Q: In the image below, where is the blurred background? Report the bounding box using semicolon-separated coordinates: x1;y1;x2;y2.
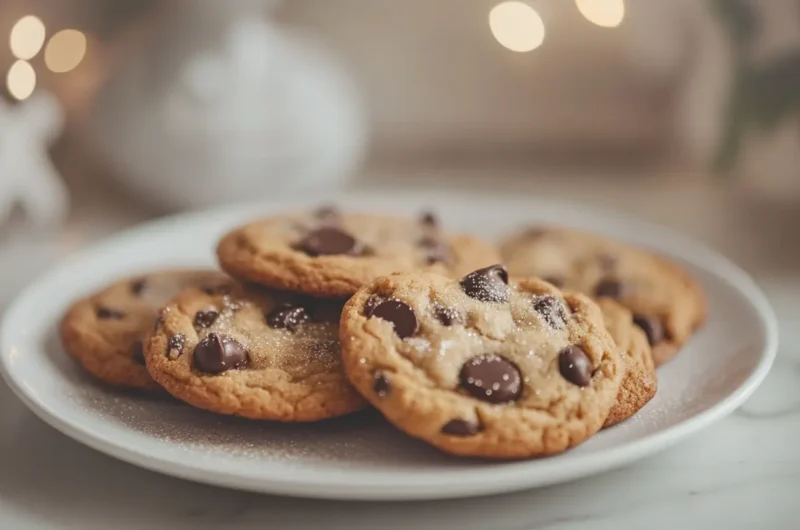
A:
0;0;799;303
2;4;799;526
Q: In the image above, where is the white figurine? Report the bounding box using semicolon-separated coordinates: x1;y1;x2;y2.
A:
0;92;68;228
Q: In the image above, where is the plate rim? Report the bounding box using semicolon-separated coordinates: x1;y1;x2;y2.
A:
0;191;779;500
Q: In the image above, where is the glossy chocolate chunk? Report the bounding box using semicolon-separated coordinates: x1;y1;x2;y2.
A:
441;418;481;436
533;295;567;329
370;300;418;339
131;279;146;296
201;284;231;296
131;340;145;365
460;265;510;303
167;334;185;360
558;345;593;387
633;314;664;345
373;370;390;397
194;310;219;329
594;278;625;299
418;236;439;248
193;333;248;374
459;353;522;403
363;294;385;317
523;227;548;239
266;304;311;332
421;239;452;265
420;211;438;227
433;304;462;326
96;307;124;320
297;227;361;257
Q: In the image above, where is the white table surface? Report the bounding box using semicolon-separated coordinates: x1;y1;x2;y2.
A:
1;168;798;529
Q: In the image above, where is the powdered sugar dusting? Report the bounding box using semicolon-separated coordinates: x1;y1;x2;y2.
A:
68;378;456;466
193;290;342;373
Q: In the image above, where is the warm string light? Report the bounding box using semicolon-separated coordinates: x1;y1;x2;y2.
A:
45;29;87;73
9;15;45;60
489;1;545;53
575;0;625;28
5;15;89;101
7;60;36;100
488;0;625;55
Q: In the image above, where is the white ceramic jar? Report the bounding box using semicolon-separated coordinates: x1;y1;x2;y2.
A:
87;0;367;211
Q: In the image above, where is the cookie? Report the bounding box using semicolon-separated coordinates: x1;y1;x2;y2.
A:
598;299;657;427
216;207;501;298
144;281;366;421
60;270;228;390
339;265;625;459
500;226;706;365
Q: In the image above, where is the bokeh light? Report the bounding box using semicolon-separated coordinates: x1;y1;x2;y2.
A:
6;60;36;100
575;0;625;28
489;1;545;53
9;15;46;60
44;29;87;73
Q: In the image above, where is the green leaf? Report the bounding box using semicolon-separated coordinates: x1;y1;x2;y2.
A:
710;0;759;53
745;49;800;130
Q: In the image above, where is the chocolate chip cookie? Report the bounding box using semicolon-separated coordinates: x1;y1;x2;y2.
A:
144;281;366;421
216;207;501;298
598;299;657;427
60;270;228;390
500;226;706;365
339;265;625;459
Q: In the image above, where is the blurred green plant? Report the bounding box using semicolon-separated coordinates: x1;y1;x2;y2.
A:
712;0;800;173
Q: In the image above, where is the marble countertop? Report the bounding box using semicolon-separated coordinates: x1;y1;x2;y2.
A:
1;169;798;529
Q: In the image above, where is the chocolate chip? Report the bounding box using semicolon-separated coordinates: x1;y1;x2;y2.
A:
523;227;548;239
297;227;362;257
201;284;231;296
533;295;567;329
194;310;219;328
418;236;438;248
364;294;385;317
266;304;310;332
459;354;522;403
420;211;438;227
633;314;664;345
373;370;390;397
594;279;625;299
97;307;124;320
131;340;145;365
315;205;340;226
193;333;248;374
441;418;481;436
421;239;452;266
433;304;461;326
167;334;185;360
460;265;510;303
543;276;564;289
558;345;593;387
370;300;418;339
131;279;146;296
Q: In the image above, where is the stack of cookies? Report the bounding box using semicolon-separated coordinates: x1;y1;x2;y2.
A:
60;207;706;459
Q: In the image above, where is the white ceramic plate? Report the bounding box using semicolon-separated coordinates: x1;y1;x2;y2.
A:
0;191;777;501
